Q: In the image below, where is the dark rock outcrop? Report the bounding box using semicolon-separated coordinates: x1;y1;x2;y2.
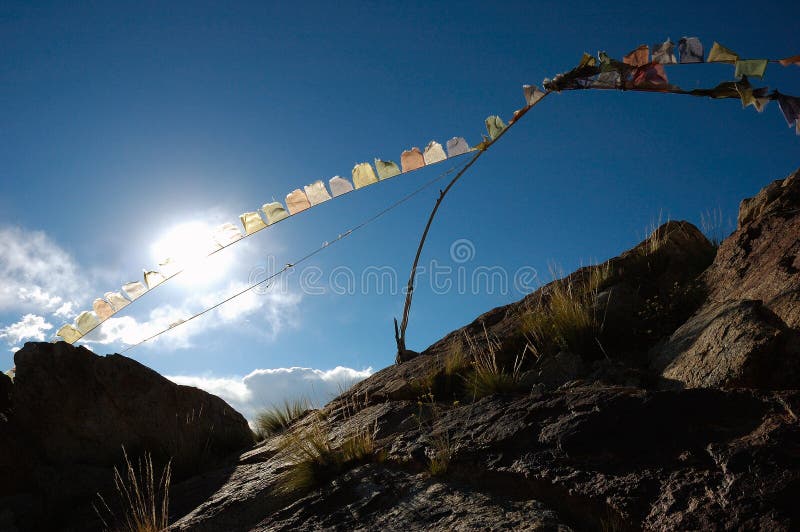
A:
651;169;800;388
1;341;253;531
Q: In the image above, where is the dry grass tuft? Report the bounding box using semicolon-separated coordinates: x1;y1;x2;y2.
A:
522;263;607;360
254;399;309;440
465;327;526;399
95;447;172;532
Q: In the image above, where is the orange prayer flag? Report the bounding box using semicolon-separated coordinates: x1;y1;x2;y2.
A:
623;45;649;67
779;55;800;67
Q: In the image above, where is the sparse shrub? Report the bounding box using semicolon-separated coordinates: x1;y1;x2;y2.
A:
427;430;452;476
254;399;309;440
95;447;172;532
275;412;376;496
522;266;606;360
466;328;527;399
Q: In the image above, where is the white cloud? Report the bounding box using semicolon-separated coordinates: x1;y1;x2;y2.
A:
9;347;20;353
0;314;53;344
83;282;301;350
53;302;75;318
167;365;373;423
0;226;87;313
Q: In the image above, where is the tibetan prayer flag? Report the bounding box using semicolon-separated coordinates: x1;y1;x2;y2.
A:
523;85;546;106
57;324;82;343
485;116;506;140
577;52;597;68
707;42;738;63
105;291;130;311
623;45;649;67
652;39;677;64
286;189;311;213
401;148;425;172
93;298;114;320
423;141;447;165
352;163;378;189
678;37;703;63
240;211;267;235
779;55;800;67
374;159;401;180
261;201;289;225
735;82;768;111
122;281;147;300
593;71;621;88
631;63;668;88
777;93;800;128
446;137;470;157
75;311;99;334
158;257;181;277
262;202;289;224
213;223;243;246
144;270;166;289
304;181;332;205
328;176;353;197
734;59;768;79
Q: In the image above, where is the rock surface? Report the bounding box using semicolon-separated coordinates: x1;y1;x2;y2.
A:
1;341;253;531
652;168;800;388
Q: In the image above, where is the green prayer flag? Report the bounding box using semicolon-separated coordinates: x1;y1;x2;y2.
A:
734;59;768;79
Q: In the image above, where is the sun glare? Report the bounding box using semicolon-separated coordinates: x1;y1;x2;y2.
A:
151;222;233;285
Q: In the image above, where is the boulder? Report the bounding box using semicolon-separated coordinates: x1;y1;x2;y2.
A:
705;168;800;328
12;341;253;475
650;168;800;388
651;300;799;389
2;341;254;531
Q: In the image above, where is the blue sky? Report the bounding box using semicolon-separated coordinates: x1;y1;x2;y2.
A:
2;1;798;415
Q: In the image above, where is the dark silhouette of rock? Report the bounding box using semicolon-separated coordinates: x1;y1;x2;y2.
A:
13;341;252;472
2;341;253;531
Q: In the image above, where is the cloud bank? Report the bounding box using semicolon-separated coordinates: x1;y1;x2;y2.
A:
167;365;373;423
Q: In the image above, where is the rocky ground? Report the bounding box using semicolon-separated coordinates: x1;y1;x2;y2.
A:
1;168;799;531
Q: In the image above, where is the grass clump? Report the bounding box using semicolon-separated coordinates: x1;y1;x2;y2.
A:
276;412;376;496
254;399;309;440
95;447;172;532
523;265;606;360
465;327;527;400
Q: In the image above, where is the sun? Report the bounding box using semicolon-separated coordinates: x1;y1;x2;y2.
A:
150;221;233;286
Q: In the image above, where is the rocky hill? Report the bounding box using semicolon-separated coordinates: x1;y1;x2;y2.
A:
2;168;799;531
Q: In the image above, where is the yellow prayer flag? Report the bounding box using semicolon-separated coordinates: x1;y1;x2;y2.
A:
240;211;267;235
56;324;82;343
352;163;378;189
707;42;738;63
262;202;289;225
75;311;99;334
